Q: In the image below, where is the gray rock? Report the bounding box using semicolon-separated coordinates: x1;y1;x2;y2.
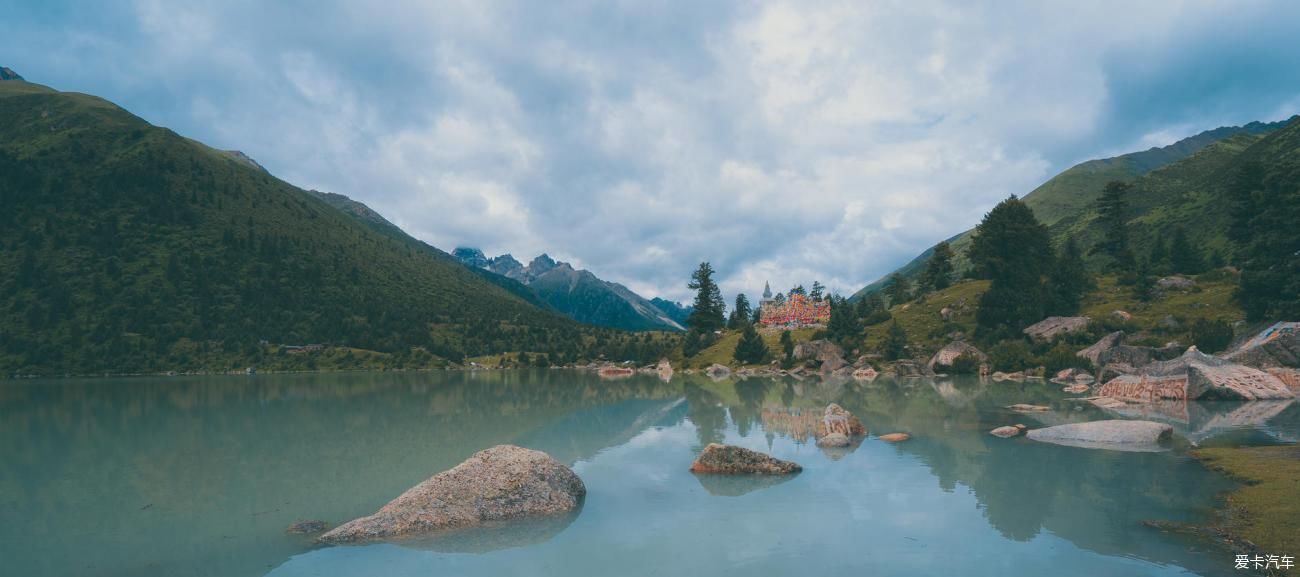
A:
815;403;865;441
816;432;850;447
1026;420;1174;451
990;424;1027;438
318;445;585;544
1078;331;1125;367
689;444;801;475
891;359;935;378
705;363;731;379
927;341;987;371
1156;276;1196;292
1023;316;1091;341
1224;322;1300;368
1097;347;1294;401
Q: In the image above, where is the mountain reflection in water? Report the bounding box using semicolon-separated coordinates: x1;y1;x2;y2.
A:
2;370;1296;577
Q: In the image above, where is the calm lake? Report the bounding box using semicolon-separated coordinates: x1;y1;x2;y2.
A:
3;370;1297;577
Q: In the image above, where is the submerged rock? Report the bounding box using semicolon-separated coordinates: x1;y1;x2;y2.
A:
689;443;801;475
1006;404;1050;412
878;432;910;443
990;424;1027;438
1061;383;1091;394
286;520;330;535
1026;420;1173;451
318;445;585;544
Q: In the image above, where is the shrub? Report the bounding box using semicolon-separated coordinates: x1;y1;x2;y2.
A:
988;339;1034;371
1189;319;1234;354
949;352;982;375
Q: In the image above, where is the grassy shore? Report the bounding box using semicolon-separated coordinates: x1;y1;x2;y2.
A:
1192;445;1300;562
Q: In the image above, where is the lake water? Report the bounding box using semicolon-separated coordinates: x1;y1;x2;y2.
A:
3;370;1297;577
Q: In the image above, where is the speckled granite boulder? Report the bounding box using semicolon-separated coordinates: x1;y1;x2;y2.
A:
318;445;585;544
689;444;801;475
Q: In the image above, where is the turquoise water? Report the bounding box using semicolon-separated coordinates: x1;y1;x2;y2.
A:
2;370;1296;577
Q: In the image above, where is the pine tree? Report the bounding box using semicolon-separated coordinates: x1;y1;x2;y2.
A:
732;324;771;365
682;329;703;358
884;274;912;306
1168;227;1204;275
968;196;1053;338
1147;233;1170;276
810;281;825;301
882;321;908;361
919;241;955;292
686;262;726;333
1045;237;1090;316
1090;181;1135;271
826;295;860;349
788;285;806;298
728;293;752;329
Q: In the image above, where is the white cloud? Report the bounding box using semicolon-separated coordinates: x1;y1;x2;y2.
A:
9;0;1298;305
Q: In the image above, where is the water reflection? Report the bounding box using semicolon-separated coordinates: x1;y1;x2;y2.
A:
1;370;1295;577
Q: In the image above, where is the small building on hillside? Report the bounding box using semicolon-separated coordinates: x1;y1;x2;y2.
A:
758;292;829;328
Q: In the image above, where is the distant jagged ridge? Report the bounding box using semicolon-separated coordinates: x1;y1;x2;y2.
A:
455;248;686;332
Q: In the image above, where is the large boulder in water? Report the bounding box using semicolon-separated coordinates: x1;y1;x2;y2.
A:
1224;322;1300;368
1078;331;1124;367
1027;420;1173;451
1023;316;1090;341
689;444;801;475
927;341;987;371
1096;347;1295;401
318;445;585;544
813;403;865;447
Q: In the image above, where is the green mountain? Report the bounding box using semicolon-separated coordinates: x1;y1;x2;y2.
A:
0;74;635;375
454;249;686;331
853;118;1294;298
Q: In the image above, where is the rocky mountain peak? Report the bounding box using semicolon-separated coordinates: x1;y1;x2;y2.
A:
0;67;24;81
527;254;559;276
452;247;489;269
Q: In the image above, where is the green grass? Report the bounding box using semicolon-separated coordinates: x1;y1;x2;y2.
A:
675;327;818;369
1192;445;1300;557
863;279;989;353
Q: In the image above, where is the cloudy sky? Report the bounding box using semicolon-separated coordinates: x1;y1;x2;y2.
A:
6;1;1300;303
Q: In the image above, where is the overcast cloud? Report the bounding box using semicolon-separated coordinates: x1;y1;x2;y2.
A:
6;0;1300;303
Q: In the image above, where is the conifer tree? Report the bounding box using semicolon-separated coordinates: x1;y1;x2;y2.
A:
919;241;955;292
882;321;908;361
884;274;912;306
732;324;770;365
1168;227;1204;275
1090;181;1135;271
968;196;1053;338
728;293;752;330
810;281;825;301
1045;237;1090;316
686;262;726;333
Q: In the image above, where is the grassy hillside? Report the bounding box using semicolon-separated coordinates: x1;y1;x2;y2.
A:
853;118;1293;299
858;273;1243;367
675;327;818;370
0;80;639;375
